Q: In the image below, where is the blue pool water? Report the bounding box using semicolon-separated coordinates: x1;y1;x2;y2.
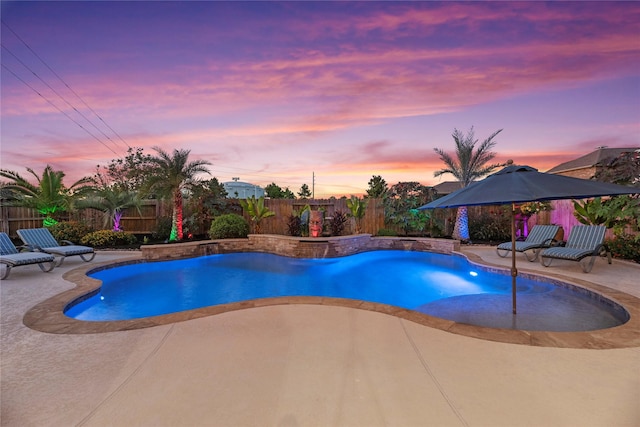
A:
66;251;628;332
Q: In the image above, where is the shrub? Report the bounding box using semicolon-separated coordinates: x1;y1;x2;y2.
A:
152;217;172;241
468;208;511;243
377;228;398;236
606;234;640;263
49;221;92;244
81;230;137;248
329;210;348;236
287;214;302;237
209;214;249;239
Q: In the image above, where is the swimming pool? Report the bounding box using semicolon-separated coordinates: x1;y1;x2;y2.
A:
66;250;628;332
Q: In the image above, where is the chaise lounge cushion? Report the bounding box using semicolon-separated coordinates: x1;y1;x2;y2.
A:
0;232;55;279
538;246;596;261
1;251;56;266
496;224;561;261
497;224;560;252
17;228;95;266
540;225;609;273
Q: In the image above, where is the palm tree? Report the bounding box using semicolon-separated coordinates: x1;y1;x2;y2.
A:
433;127;503;241
143;147;211;241
0;165;94;226
239;196;275;234
77;185;141;231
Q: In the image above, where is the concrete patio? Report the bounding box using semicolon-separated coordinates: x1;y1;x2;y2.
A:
1;247;639;426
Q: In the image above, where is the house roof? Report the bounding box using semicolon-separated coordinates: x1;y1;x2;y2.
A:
432;181;464;195
546;147;640;174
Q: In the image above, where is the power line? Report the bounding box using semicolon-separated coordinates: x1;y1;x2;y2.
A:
1;19;131;151
1;63;119;155
1;43;124;153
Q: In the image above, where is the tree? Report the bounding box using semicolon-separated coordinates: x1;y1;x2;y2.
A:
283;187;295;199
384;182;435;235
77;173;141;231
298;183;312;199
346;196;367;234
239;195;275;233
142;147;211;241
264;182;295;199
99;147;154;192
595;150;640;187
184;178;230;236
433;127;503;241
366;175;388;198
0;165;94;226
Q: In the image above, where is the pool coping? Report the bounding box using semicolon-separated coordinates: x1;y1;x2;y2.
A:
23;250;640;349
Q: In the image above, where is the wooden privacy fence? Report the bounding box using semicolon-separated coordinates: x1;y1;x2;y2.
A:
4;197;628;240
0;198;385;238
0;201;171;238
252;198;385;235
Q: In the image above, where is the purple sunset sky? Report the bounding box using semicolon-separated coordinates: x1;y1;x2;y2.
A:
1;1;639;197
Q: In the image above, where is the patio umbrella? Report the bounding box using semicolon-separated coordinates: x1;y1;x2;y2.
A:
419;164;639;314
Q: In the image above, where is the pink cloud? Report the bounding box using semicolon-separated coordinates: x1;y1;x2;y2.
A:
2;2;638;197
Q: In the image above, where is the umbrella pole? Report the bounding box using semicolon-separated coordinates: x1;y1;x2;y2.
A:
511;203;517;314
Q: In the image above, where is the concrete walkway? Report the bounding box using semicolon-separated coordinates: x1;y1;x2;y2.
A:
1;248;639;426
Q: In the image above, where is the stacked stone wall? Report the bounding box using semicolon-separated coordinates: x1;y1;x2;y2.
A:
140;234;460;261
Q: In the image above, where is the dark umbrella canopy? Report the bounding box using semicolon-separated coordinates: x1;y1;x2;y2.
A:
421;165;638;208
419;164;638;314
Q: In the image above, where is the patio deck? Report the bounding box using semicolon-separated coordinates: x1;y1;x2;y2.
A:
1;247;638;426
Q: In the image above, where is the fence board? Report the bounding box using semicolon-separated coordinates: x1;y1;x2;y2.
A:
0;200;168;238
239;198;385;236
5;197;631;240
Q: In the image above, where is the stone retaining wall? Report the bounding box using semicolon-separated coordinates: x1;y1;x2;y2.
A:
140;234;460;261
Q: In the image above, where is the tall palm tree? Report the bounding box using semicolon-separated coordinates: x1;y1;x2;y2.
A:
0;165;94;226
142;147;211;241
433;127;503;241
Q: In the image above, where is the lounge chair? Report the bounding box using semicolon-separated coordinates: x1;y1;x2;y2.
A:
496;224;561;262
0;232;55;279
539;225;610;273
17;228;96;267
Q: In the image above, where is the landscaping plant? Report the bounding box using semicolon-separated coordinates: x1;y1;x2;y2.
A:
573;195;639;235
329;210;348;236
574;195;640;263
81;230;137;248
239;196;275;234
0;165;94;227
383;182;434;235
287;214;303;237
468;207;511;243
346;196;367;234
209;214;250;239
606;234;640;263
49;221;93;244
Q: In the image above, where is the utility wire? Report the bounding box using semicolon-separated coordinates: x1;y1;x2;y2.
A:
1;19;131;150
1;43;124;153
2;63;119;156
